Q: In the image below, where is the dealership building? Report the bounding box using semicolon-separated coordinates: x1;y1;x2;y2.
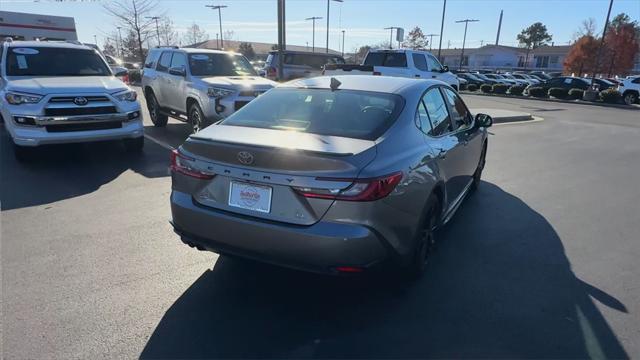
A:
0;11;77;41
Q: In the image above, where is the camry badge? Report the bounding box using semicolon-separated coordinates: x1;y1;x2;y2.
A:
237;151;254;165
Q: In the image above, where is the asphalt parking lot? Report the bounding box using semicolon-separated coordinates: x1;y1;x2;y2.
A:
2;94;639;358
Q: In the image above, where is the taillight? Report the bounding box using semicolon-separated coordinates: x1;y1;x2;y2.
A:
170;149;215;180
294;172;403;202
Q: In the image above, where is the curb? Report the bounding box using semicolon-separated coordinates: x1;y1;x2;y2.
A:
492;114;533;123
460;91;640;110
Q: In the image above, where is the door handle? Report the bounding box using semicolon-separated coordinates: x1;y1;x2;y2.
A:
415;74;421;78
432;75;437;78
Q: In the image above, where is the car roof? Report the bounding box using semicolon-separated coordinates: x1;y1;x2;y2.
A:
4;40;93;50
150;47;242;56
280;75;444;94
268;50;343;57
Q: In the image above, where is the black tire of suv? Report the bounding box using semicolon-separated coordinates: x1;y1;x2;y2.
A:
124;137;144;153
13;143;35;162
147;93;168;127
470;142;488;192
405;197;439;279
188;103;206;134
623;92;638;105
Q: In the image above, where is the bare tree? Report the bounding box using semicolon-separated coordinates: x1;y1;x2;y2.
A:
183;23;208;46
103;0;160;63
159;17;179;46
573;18;597;40
223;30;235;42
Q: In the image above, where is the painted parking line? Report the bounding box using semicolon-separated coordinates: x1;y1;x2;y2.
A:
144;133;175;151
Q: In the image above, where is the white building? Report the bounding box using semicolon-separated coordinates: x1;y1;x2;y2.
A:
0;11;77;41
438;44;569;71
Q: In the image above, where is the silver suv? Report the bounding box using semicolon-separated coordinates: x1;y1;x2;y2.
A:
0;40;143;161
142;47;277;133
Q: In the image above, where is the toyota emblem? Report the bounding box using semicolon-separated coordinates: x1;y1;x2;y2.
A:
237;151;254;165
73;96;88;106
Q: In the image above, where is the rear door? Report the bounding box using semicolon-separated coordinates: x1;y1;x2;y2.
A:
411;52;431;79
154;51;173;105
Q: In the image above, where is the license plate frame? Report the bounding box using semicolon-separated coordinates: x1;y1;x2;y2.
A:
228;181;272;213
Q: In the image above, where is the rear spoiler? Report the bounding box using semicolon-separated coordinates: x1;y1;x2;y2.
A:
324;64;374;72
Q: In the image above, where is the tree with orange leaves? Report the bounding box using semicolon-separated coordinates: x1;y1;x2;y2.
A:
563;36;600;76
603;19;639;76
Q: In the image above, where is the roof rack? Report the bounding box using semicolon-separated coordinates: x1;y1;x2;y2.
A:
154;45;179;49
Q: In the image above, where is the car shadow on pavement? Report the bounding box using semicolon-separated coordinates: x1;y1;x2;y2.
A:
0;127;170;211
140;182;628;359
143;123;193;149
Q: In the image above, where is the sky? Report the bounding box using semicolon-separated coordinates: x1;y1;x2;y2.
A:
1;0;639;52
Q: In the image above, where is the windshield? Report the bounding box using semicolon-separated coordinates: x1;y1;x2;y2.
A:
6;47;111;76
189;53;257;77
221;88;403;140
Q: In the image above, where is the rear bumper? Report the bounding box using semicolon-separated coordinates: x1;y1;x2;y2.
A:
170;190;388;274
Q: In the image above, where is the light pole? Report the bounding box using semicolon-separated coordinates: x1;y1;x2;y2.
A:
325;0;343;53
426;33;439;51
437;0;446;60
93;34;97;45
117;26;123;59
384;27;400;49
305;16;322;53
206;4;228;49
146;16;161;46
590;0;614;87
455;18;479;70
341;30;345;57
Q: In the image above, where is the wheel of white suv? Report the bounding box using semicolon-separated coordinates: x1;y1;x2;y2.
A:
147;93;168;127
124;137;144;153
188;103;206;134
623;92;638;105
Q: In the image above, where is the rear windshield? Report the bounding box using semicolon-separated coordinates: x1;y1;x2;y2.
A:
6;47;111;76
364;52;407;67
221;88;403;140
189;53;256;77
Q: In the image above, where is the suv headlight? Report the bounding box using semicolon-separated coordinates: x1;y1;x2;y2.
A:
5;91;43;105
114;89;138;102
207;87;234;98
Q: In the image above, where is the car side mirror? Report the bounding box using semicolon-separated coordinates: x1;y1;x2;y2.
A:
169;66;186;77
441;65;449;73
114;69;128;77
475;113;493;128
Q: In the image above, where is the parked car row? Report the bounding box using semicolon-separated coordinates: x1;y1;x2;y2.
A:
1;39;493;277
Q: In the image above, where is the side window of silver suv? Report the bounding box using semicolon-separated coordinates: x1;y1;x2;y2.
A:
156;51;172;72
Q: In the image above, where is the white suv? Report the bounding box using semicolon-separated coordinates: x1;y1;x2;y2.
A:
618;76;640;105
141;47;277;133
0;40;143;161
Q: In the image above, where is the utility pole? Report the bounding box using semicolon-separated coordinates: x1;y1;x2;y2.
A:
384;27;401;49
277;0;286;80
426;33;439;51
341;30;345;57
306;16;322;53
455;19;479;70
590;0;614;87
146;16;161;46
215;33;219;49
326;0;344;53
206;4;228;49
437;0;446;60
117;26;123;59
495;10;503;45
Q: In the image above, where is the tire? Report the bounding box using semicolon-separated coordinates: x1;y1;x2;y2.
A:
470;142;487;192
147;93;168;127
13;143;35;162
123;137;144;153
188;102;206;134
405;197;439;279
623;92;638;105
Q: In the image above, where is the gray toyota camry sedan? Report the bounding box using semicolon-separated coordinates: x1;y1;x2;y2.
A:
170;75;492;276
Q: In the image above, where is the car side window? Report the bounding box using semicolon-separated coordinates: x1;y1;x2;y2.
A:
426;54;443;72
144;51;160;69
632;78;640;84
412;54;428;71
442;88;472;130
415;100;431;133
156;51;172;72
170;52;187;70
422;88;452;136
